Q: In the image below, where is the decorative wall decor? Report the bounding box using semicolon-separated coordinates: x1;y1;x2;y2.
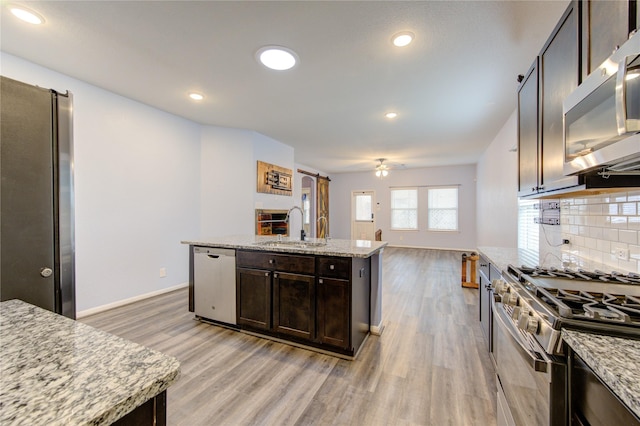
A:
257;161;292;196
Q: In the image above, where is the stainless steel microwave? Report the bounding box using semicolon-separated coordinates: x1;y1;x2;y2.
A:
563;30;640;175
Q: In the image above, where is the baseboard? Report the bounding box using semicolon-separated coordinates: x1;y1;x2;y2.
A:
370;321;385;336
76;282;188;318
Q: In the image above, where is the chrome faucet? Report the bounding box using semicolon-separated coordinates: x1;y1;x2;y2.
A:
285;206;306;241
317;216;329;243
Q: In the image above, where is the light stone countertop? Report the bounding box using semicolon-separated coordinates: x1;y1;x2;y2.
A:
562;329;640;419
477;246;539;276
182;235;387;258
0;299;180;426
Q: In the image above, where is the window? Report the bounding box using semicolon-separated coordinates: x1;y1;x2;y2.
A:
390;188;418;229
355;193;372;221
427;187;458;231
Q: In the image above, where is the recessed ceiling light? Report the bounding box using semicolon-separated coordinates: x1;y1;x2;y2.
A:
385;112;398;119
9;5;45;25
256;46;298;71
189;93;204;101
392;31;414;47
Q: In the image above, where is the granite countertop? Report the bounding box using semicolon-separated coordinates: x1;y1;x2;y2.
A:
476;246;539;276
182;235;387;258
562;329;640;419
0;300;180;426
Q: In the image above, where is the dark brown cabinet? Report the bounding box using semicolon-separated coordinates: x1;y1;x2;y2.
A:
273;272;315;340
317;277;350;349
316;256;352;349
234;249;370;356
539;2;580;192
236;267;272;330
518;1;581;197
518;59;540;197
581;0;638;80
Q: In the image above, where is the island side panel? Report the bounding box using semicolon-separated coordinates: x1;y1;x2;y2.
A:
370;249;384;334
351;256;371;354
188;245;194;312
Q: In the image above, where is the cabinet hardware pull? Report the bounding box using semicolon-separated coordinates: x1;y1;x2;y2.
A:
330;265;335;270
319;279;323;283
269;259;274;264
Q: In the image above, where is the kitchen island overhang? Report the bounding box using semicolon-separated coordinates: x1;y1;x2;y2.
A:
0;299;180;426
181;235;386;358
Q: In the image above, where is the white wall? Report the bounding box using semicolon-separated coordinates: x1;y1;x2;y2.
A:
199;126;254;237
476;109;519;247
198;128;297;237
2;53;201;313
330;164;477;250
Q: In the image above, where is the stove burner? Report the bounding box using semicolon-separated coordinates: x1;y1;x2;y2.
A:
536;287;640;324
514;265;640;284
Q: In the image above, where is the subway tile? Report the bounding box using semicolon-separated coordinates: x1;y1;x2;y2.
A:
596;239;610;253
585;237;597;249
589;227;603;239
590;249;605;265
579;226;588;236
614;194;628;202
611;216;628;228
617;259;638;274
629;217;640;230
622;202;637;215
588;204;603;215
607;204;619;215
596;216;609;227
619;229;639;245
604;228;619;242
630;245;640;261
627;190;640;201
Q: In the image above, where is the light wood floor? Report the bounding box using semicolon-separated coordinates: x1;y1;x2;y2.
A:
81;247;497;426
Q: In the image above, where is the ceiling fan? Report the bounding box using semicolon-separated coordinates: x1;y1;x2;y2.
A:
375;158;390;178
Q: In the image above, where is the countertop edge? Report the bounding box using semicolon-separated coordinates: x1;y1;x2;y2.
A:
181;237;387;258
562;329;640;420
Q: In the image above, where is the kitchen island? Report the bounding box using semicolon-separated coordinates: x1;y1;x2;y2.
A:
182;235;387;358
0;299;180;426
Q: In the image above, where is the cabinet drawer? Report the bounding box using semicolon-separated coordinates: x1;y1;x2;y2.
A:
317;256;351;279
237;250;315;275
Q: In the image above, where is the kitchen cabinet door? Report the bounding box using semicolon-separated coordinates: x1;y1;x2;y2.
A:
582;0;635;80
317;277;350;349
539;1;580;192
273;272;315;341
236;267;272;331
517;59;540;197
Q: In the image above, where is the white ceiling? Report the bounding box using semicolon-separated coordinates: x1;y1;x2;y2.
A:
1;0;568;174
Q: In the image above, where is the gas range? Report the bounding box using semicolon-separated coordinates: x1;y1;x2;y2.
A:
496;265;640;354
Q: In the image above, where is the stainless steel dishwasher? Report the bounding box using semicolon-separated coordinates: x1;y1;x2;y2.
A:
193;247;237;325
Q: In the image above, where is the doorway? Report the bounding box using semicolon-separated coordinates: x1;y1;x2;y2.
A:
301;176;315;237
351;190;375;240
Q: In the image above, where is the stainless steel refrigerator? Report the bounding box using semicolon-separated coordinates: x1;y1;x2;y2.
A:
1;76;76;319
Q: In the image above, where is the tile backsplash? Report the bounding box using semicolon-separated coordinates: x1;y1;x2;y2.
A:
519;190;640;273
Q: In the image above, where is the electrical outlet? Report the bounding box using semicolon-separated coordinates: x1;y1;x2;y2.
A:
159;267;167;278
615;248;630;261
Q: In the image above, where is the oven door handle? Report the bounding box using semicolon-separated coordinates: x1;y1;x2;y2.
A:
493;299;550;373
